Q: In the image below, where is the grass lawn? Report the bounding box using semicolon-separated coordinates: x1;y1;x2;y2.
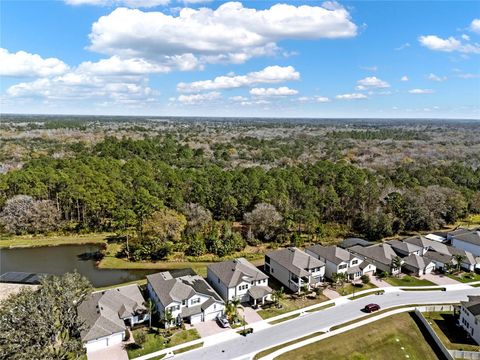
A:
0;232;110;248
334;282;377;296
385;275;436;287
446;271;480;283
276;313;438;360
268;313;300;325
257;293;329;319
423;312;480;352
253;332;324;360
126;328;200;359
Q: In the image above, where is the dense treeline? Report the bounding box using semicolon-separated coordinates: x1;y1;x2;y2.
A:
0;137;479;250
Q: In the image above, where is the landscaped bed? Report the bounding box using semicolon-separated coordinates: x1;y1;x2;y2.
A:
275;312;438;360
126;328;200;359
257;293;329;319
385;275;436;287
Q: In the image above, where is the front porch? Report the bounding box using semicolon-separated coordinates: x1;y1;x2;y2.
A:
248;285;273;307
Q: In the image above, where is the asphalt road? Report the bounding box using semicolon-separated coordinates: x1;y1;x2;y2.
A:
174;287;480;360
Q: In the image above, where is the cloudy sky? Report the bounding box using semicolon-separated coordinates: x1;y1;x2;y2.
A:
1;1;479;118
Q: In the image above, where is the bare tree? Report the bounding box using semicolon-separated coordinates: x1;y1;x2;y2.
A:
243;203;283;241
0;195;60;234
183;203;212;233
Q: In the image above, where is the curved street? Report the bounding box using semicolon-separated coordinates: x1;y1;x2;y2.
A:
173;286;480;360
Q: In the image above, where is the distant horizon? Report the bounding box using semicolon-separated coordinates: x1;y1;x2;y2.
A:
2;113;479;122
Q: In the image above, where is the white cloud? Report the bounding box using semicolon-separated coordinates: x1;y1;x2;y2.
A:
0;48;69;77
88;2;357;67
395;42;410;51
355;76;390;90
177;91;221;104
418;35;480;54
177;65;299;92
427;73;447;82
78;54;200;75
461;34;470;41
249;87;298;97
408;88;435;94
65;0;170;8
400;75;409;81
470;19;480;34
335;93;367;100
315;96;331;103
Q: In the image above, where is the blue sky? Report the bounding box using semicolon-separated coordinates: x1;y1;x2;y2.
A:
1;0;479;118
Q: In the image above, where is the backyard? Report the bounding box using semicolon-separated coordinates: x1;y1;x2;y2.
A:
423;312;480;352
275;312;439;360
126;328;200;359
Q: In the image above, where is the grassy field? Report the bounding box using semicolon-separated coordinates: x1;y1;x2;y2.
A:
126;328;200;359
253;332;325;360
275;313;438;360
0;232;109;248
424;312;480;352
385;275;436;287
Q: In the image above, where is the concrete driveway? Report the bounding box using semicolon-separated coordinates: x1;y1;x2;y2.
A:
239;306;263;324
369;276;392;288
87;344;128;360
420;272;461;285
194;319;231;338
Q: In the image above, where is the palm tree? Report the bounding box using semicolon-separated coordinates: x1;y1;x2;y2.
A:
272;287;285;308
453;254;465;272
144;299;156;329
162;309;174;329
391;256;402;277
225;297;241;323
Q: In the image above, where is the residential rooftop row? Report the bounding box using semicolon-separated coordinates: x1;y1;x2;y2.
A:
79;227;480;352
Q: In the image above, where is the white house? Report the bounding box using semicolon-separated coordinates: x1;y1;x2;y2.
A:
451;230;480;257
348;243;402;275
401;254;436;276
305;245;372;281
147;271;224;326
459;295;480;345
78;284;149;353
264;247;325;293
207;258;272;306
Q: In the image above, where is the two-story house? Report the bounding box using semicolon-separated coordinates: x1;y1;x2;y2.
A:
78;284;148;352
147;271;224;327
207;258;272;306
348;243;402;275
459;295;480;345
264;247;325;293
451;229;480;257
305;245;374;281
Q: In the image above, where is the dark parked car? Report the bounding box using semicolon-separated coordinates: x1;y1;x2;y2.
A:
363;303;381;313
216;315;230;328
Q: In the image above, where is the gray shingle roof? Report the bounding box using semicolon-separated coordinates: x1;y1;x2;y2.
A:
461;295;480;318
453;230;480;246
424;250;453;264
147;271;223;307
207;258;268;288
339;238;372;249
386;239;423;254
248;286;273;300
349;243;398;267
403;236;451;255
266;247;325;278
402;254;433;271
78;284;146;342
305;245;353;265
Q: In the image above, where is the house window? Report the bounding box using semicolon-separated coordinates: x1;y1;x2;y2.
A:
218;278;220;284
338;264;347;270
291;274;299;283
265;256;270;264
182;300;186;306
191;298;201;305
352;260;358;265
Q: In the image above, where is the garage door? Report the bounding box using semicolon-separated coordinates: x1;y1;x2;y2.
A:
86;338;108;352
424;264;435;274
204;310;222;321
190;313;203;324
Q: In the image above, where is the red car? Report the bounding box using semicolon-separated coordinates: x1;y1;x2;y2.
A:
363;303;380;313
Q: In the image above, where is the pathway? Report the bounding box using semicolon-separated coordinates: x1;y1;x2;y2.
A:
420;273;461;285
369;276;392;288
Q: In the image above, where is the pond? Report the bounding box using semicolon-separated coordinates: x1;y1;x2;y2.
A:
0;244;156;287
